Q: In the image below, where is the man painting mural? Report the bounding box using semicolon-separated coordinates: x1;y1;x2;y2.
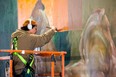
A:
11;18;57;77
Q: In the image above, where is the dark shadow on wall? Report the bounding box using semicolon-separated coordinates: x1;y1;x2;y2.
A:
53;30;82;66
52;31;71;65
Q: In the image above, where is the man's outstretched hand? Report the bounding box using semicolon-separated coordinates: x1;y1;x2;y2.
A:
46;26;57;32
46;26;67;32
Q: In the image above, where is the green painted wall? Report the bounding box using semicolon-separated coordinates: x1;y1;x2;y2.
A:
0;0;17;49
53;31;71;65
0;0;17;76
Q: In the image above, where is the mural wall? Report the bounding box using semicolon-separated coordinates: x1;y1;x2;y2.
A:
17;0;82;64
82;0;116;46
0;0;17;76
0;0;116;76
17;0;116;76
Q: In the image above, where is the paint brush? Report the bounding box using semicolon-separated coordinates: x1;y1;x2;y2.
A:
46;26;68;32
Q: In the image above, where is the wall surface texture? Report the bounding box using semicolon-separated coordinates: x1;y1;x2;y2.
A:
0;0;17;76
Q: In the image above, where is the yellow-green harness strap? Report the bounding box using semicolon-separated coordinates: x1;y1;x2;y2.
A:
13;52;34;74
13;37;34;74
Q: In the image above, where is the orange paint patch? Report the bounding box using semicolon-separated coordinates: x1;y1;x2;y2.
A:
42;0;69;31
18;0;37;28
42;0;82;31
57;26;69;32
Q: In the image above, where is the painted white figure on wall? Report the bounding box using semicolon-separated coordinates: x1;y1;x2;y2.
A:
31;0;61;76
